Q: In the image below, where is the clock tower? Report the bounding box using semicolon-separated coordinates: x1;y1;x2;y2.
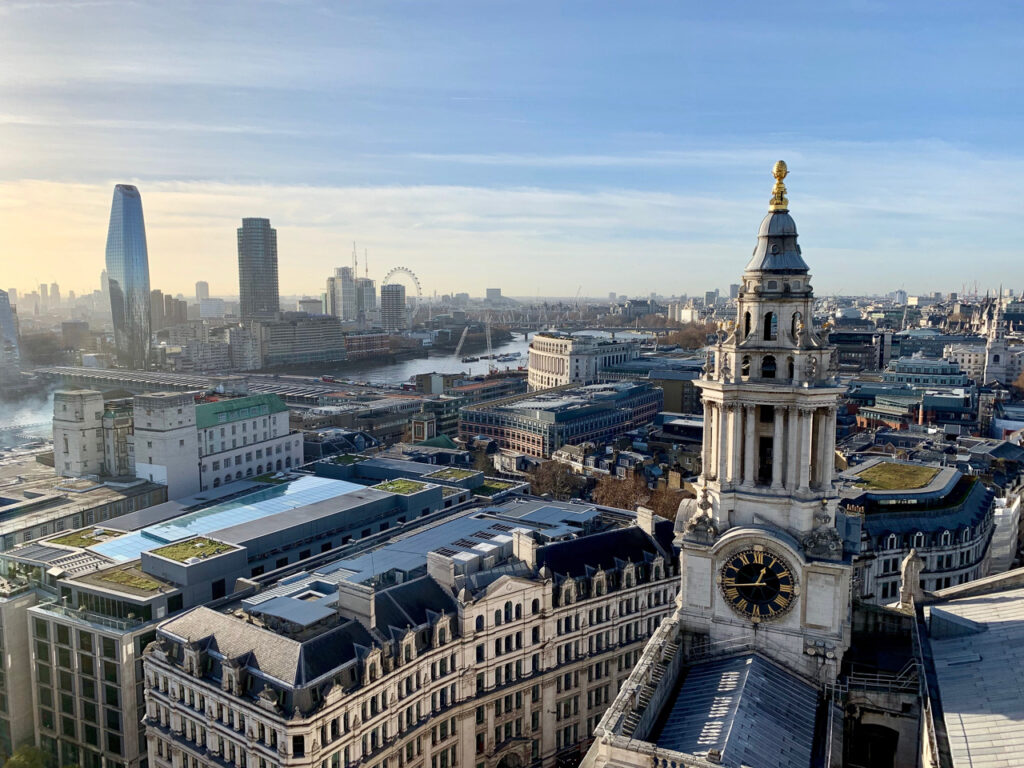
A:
677;162;852;683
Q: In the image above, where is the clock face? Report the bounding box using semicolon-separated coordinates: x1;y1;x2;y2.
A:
720;547;796;623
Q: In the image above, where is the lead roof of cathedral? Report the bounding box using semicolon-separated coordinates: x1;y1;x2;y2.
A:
743;210;811;275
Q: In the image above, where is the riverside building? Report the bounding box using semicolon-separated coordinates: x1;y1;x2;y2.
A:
527;333;640;391
458;382;662;459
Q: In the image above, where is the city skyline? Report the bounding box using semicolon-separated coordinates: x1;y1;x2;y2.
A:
2;2;1024;297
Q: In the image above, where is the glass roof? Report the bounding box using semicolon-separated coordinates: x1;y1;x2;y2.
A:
89;476;364;562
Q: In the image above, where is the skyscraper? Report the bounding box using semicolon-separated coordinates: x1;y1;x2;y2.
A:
380;283;407;331
50;282;60;308
237;218;279;320
326;266;356;320
0;288;20;363
195;280;210;302
105;184;152;368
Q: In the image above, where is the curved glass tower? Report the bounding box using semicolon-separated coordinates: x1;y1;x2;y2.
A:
105;184;152;368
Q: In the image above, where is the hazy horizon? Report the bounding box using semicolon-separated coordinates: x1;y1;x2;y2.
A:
3;1;1023;299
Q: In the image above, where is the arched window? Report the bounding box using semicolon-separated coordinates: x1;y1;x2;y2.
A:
941;530;951;546
475;615;484;632
514;604;522;619
993;354;1001;363
246;467;253;477
914;532;925;548
225;474;232;485
743;312;752;339
235;471;242;480
887;534;898;550
761;355;777;379
213;477;221;488
256;465;263;475
791;311;803;339
764;312;777;341
285;456;292;468
961;527;970;543
741;355;751;378
494;610;502;626
504;601;513;623
276;459;283;471
787;356;795;379
531;598;540;615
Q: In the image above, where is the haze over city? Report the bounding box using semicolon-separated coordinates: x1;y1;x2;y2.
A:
3;0;1023;298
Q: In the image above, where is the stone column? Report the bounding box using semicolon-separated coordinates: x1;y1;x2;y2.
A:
702;401;713;479
717;405;730;483
771;406;784;489
729;403;743;483
743;405;756;487
822;406;837;488
815;407;829;489
786;405;799;490
798;407;813;493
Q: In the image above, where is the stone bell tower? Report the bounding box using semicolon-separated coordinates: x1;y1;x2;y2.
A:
693;161;842;541
676;164;852;682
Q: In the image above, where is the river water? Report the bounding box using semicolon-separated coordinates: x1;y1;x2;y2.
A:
321;332;535;386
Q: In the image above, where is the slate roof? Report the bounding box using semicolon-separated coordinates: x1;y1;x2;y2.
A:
161;605;373;687
536;524;668;578
654;653;819;768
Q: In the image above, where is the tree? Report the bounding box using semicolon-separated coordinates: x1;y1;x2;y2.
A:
4;745;49;768
528;461;584;500
472;447;492;473
590;472;690;522
661;322;716;350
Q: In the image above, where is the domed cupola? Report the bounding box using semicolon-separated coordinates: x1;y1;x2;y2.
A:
744;161;810;275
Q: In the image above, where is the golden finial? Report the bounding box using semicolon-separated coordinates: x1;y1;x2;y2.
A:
769;160;789;211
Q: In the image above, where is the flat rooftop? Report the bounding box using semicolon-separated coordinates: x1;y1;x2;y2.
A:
87;475;366;562
925;585;1024;767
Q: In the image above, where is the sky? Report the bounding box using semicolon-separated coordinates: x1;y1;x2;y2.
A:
1;0;1023;300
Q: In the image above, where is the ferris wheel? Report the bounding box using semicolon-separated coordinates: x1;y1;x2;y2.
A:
382;266;423;309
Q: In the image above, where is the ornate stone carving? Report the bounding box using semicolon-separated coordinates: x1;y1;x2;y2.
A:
684;488;718;545
801;526;843;559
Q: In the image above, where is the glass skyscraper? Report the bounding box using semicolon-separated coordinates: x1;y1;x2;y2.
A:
237;218;279;319
0;288;19;363
104;184;152;368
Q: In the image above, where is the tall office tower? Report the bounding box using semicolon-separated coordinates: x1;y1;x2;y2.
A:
0;289;20;362
151;289;165;331
355;276;377;319
49;282;60;307
237;217;279;320
325;266;356;320
195;280;210;302
39;283;48;312
380;283;407;331
105;184;152;368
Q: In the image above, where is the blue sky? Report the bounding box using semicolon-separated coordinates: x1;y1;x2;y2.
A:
1;0;1022;298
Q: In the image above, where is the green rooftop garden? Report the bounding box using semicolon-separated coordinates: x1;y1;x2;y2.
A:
50;529;113;549
254;473;289;485
332;454;367;465
441;487;463;498
372;479;428;495
96;567;165;592
476;480;516;497
426;467;477;481
153;538;235;562
854;462;939;491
